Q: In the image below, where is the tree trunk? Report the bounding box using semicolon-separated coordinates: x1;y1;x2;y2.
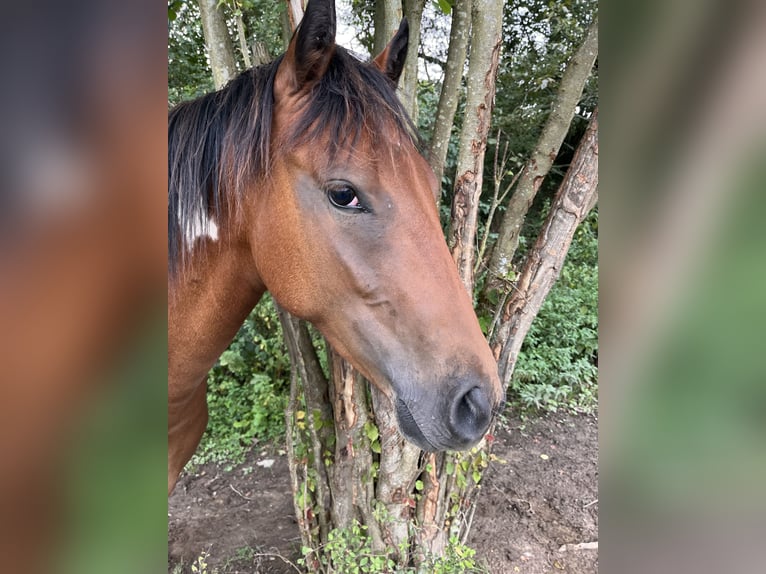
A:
373;0;403;58
481;18;598;300
399;0;427;121
285;0;305;33
428;0;472;200
251;41;271;67
235;11;252;69
492;109;599;383
446;0;505;294
197;0;239;89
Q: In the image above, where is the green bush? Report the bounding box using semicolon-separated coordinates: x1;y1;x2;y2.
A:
192;295;291;466
510;208;598;413
300;521;485;574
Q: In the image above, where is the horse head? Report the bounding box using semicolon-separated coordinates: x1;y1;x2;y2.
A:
244;0;504;451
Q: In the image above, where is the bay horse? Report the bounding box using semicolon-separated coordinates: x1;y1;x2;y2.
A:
168;0;503;493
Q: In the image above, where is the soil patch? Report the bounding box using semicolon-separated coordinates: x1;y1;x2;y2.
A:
168;412;597;573
468;413;598;573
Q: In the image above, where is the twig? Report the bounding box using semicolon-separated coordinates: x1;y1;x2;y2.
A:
558;541;598;552
229;483;253;501
583;499;598;508
460;501;478;546
251;552;304;573
487;289;509;342
475;131;524;275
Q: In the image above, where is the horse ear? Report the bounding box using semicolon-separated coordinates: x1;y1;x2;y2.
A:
372;18;409;85
280;0;337;92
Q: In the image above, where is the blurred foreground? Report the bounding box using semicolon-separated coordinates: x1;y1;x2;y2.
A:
602;0;766;572
0;1;167;572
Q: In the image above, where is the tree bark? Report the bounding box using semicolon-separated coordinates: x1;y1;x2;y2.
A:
428;0;472;200
197;0;239;89
285;0;305;33
235;11;252;69
373;0;403;58
492;109;599;383
482;18;598;299
446;0;505;294
251;41;271;67
399;0;427;121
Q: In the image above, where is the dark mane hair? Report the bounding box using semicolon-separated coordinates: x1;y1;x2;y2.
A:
168;47;420;277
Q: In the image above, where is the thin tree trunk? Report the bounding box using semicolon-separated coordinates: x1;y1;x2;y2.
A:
197;0;238;89
285;0;305;33
277;309;334;541
415;0;505;554
429;0;472;201
400;0;427;121
482;18;598;300
492;109;599;383
373;0;403;57
280;6;294;50
446;0;505;294
369;386;421;561
235;11;252;69
251;41;271;67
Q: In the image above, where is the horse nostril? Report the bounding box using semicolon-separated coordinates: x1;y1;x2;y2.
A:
449;385;492;446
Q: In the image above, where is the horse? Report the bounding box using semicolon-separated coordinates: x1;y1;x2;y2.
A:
168;0;503;493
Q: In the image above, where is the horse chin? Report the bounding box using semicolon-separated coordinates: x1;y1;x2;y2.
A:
394;397;440;452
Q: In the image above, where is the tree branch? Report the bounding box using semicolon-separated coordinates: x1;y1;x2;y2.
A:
482;17;598;301
491;108;599;384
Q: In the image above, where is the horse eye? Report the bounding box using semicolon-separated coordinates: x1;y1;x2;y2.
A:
328;186;361;209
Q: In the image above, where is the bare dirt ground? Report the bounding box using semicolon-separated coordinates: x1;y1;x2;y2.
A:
168;411;598;573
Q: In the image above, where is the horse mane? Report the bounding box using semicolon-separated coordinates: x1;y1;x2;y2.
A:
168;47;420;277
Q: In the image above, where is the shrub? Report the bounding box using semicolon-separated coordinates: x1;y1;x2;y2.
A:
192;295;291;466
299;521;485;574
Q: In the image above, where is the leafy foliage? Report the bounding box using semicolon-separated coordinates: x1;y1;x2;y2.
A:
192;295;291;466
494;0;598;163
300;521;485;573
168;0;286;107
168;1;214;105
236;0;287;59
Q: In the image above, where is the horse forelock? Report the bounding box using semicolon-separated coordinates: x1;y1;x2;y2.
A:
286;47;421;160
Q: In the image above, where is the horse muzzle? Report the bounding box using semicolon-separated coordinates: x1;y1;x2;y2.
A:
394;376;501;452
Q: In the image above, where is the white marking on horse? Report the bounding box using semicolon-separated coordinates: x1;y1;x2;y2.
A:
184;216;219;247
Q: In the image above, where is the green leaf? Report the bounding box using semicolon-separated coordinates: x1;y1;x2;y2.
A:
365;423;379;442
415;480;424;491
436;0;453;15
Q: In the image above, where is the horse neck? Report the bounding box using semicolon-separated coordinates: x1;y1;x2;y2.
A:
168;239;265;386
